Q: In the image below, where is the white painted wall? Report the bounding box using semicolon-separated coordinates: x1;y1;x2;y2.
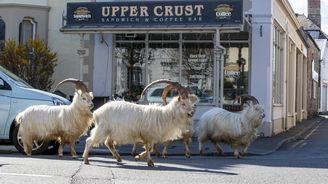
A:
93;33;113;97
316;39;328;112
48;0;91;96
249;0;274;136
0;0;47;6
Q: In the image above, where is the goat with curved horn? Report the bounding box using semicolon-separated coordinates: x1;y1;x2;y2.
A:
161;84;176;105
238;94;259;106
140;79;190;100
53;78;89;93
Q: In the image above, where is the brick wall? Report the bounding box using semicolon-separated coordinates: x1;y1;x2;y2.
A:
308;0;321;27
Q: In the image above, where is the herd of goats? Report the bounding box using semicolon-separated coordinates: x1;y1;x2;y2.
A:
15;78;265;167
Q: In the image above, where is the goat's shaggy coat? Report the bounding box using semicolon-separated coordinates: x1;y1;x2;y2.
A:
83;95;198;166
196;103;265;158
16;90;94;157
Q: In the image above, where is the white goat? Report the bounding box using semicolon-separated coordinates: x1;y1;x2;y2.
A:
83;79;198;166
196;100;265;158
131;118;193;158
131;83;196;158
15;79;94;158
161;118;194;158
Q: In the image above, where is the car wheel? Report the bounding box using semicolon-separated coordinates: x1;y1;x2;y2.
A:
12;123;50;155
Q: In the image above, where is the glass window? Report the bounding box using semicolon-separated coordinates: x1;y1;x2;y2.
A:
19;17;36;44
113;32;240;105
308;31;320;39
148;42;180;82
114;42;146;101
0;18;5;50
183;33;213;40
182;42;214;103
273;25;284;104
222;44;249;104
149;33;179;41
115;34;145;41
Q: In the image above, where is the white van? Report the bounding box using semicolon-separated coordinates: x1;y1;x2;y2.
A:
0;65;70;154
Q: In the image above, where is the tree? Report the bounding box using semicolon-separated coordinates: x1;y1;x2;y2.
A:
0;39;57;91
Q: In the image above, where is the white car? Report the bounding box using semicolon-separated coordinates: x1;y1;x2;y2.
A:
139;85;213;104
0;65;70;154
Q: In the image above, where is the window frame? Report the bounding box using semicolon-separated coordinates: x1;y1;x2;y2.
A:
19;17;37;44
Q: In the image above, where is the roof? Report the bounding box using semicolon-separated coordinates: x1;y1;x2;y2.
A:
296;14;321;31
296;14;328;40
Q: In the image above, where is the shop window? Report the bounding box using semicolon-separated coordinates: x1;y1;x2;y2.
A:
19;17;36;44
222;43;249;104
114;33;215;103
114;42;146;101
182;42;214;103
149;33;179;41
273;25;284;105
0;18;5;50
183;33;213;40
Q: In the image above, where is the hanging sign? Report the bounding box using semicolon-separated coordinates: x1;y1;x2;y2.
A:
64;0;243;29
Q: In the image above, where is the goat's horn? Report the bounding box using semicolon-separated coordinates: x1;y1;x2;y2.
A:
161;84;176;105
239;94;259;105
140;79;181;99
53;78;89;93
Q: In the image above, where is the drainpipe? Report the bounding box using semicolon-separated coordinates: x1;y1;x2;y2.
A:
214;29;226;108
77;33;86;81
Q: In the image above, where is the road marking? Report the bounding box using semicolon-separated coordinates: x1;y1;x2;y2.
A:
291;122;322;149
0;172;53;178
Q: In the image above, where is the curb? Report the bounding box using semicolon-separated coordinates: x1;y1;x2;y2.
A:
250;117;325;156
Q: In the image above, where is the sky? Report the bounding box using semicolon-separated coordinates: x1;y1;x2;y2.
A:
288;0;328;34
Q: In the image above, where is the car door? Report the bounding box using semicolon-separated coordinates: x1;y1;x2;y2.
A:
0;77;12;136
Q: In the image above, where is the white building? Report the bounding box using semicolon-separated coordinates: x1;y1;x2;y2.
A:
0;0;311;137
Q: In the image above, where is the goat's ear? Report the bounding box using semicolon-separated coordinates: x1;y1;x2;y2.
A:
76;89;83;95
89;92;94;99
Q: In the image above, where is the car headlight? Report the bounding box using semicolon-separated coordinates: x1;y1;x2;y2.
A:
52;97;68;106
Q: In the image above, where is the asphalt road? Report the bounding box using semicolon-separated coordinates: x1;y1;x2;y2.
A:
0;119;328;184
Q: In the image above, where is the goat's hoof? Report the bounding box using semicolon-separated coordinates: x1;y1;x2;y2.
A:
26;154;32;157
58;154;63;157
147;160;154;167
116;157;122;162
185;154;191;158
161;155;167;159
83;159;90;165
131;152;137;157
240;152;246;156
72;155;79;159
199;151;204;156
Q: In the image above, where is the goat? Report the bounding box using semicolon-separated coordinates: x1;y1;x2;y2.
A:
131;83;196;158
82;79;198;166
15;78;94;158
196;96;265;158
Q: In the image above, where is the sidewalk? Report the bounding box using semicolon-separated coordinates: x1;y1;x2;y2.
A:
0;115;325;156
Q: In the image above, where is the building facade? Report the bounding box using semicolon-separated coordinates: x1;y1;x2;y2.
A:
0;0;313;137
0;1;49;46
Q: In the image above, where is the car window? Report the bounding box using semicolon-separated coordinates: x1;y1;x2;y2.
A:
0;65;33;88
150;88;164;97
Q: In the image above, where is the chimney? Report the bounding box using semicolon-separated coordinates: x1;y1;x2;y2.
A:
308;0;321;28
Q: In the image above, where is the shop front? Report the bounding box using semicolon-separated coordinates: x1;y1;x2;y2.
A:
61;0;249;119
